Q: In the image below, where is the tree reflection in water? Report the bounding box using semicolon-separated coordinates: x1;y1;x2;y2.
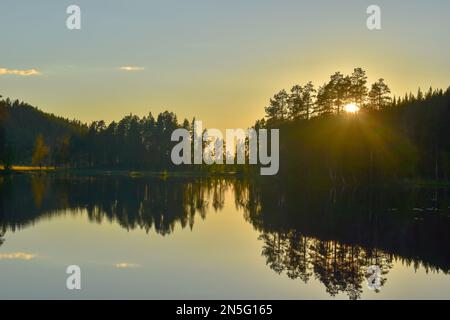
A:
259;231;393;299
0;174;449;299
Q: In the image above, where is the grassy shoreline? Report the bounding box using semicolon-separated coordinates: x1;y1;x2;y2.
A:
1;166;450;186
0;166;244;178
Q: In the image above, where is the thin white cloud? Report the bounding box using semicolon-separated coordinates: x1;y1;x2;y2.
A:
0;252;37;260
119;66;145;72
0;68;40;76
114;262;141;269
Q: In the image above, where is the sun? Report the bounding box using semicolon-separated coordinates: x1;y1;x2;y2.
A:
344;103;360;113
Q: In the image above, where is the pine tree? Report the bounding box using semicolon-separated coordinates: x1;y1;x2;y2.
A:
265;90;289;123
289;85;304;120
368;78;391;110
329;72;351;114
315;83;334;116
350;68;368;108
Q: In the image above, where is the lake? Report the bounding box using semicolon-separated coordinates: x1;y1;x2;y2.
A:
0;174;449;299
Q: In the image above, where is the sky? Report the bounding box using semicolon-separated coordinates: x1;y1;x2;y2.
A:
0;0;449;129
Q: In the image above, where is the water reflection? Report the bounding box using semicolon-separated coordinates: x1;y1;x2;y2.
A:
0;174;449;299
259;231;393;299
244;182;450;298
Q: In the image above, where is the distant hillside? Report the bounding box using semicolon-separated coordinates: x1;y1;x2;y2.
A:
0;96;187;170
0;97;87;164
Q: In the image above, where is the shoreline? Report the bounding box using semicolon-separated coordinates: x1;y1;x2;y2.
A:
1;167;450;186
0;167;245;178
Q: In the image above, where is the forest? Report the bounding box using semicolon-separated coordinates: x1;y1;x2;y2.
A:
0;67;449;184
256;68;450;183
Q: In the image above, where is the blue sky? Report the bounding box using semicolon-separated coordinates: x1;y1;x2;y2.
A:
1;0;449;128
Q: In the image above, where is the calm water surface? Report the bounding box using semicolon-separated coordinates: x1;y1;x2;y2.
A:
0;175;449;299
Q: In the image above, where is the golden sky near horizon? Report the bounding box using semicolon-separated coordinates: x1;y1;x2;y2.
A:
1;0;449;129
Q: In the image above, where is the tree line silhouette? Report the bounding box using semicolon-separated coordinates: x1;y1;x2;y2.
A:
260;68;391;123
1;67;450;183
0;97;192;170
256;68;450;183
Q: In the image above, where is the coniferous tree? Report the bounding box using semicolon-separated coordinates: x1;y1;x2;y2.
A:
329;72;351;114
302;81;316;120
349;68;368;108
288;85;304;120
265;90;289;123
315;83;334;116
368;78;391;110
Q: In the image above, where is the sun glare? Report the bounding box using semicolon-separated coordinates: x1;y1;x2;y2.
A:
344;103;360;113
